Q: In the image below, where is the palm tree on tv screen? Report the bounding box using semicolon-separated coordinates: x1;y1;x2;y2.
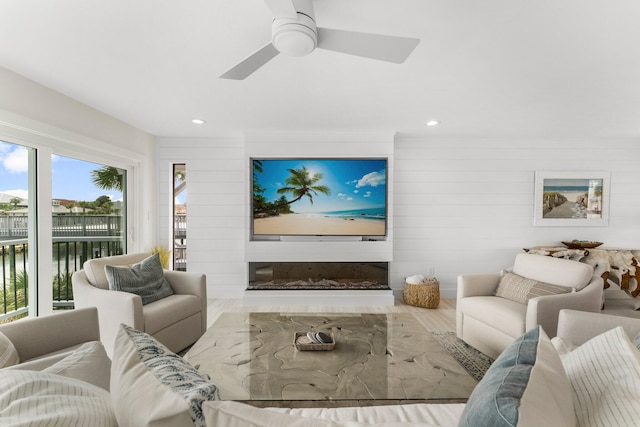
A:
277;166;330;207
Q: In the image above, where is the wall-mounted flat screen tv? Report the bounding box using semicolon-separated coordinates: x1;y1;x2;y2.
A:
251;158;387;237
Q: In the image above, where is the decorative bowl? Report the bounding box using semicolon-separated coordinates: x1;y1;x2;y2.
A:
561;241;603;249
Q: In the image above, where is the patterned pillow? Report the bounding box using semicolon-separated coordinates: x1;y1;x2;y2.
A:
0;370;117;426
561;327;640;427
110;324;219;427
0;331;19;368
495;272;571;304
105;253;173;305
494;272;539;304
458;326;575;427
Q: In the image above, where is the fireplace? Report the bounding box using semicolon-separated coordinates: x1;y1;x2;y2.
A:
248;262;390;291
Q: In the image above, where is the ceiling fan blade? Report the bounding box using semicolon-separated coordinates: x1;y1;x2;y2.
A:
219;43;280;80
316;28;420;64
264;0;298;19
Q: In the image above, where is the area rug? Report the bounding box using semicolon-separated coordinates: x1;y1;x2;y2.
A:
432;331;494;382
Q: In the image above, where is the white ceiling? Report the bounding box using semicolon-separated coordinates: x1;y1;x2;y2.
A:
1;0;639;139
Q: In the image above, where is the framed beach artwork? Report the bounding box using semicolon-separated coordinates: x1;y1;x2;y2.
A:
533;171;610;226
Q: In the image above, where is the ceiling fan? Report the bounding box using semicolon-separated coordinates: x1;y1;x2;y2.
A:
219;0;420;80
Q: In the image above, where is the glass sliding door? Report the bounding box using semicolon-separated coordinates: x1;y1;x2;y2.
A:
0;141;34;322
51;155;127;309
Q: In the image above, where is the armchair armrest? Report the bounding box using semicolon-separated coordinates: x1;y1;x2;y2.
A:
0;307;99;363
556;309;640;347
457;273;501;299
164;270;207;333
526;276;604;337
72;270;144;357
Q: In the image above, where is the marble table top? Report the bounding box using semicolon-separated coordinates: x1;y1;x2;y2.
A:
185;312;477;405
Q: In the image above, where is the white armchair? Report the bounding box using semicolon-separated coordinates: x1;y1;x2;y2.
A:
72;252;206;357
457;253;603;359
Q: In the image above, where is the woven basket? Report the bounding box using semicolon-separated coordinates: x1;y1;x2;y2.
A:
403;279;440;309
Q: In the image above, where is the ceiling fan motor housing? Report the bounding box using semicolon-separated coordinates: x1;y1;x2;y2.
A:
271;12;317;56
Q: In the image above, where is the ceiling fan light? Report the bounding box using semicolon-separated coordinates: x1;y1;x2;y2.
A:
272;25;317;56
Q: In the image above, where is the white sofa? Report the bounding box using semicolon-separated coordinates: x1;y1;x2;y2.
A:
0;307;100;370
72;252;207;357
3;309;640;426
456;253;603;358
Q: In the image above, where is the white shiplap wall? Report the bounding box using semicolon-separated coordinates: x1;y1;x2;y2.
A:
157;137;246;297
158;135;640;299
394;137;640;297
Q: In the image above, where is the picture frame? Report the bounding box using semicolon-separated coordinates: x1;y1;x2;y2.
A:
533;171;610;226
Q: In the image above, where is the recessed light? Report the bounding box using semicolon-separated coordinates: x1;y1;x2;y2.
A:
192;119;206;125
426;120;439;126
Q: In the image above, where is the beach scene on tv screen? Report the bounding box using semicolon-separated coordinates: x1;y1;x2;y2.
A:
252;158;387;236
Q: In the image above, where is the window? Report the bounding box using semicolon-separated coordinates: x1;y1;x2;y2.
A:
0;141;34;321
173;164;186;271
51;156;127;309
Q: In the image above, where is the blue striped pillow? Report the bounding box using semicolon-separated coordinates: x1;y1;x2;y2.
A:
458;326;575;427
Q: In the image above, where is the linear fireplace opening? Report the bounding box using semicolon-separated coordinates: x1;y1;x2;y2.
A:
248;262;390;291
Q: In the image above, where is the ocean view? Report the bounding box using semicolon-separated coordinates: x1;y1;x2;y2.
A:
310;207;386;221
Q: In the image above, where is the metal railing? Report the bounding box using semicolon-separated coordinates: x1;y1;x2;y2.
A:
0;215;123;239
1;238;124;321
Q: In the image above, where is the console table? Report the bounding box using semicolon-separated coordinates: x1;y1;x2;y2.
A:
524;246;640;297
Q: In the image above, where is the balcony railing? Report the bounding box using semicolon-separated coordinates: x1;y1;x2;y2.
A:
0;215;125;322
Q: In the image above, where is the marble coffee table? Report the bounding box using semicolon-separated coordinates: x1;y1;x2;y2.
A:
184;312;477;407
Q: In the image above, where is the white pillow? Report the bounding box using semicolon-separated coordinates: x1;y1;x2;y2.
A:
551;336;577;358
0;369;117;426
42;341;111;390
110;324;219;427
0;331;19;368
561;326;640;427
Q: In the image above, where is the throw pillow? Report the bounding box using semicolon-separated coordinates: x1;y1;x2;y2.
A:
495;272;571;305
0;369;117;426
0;331;19;368
526;282;572;300
561;327;640;427
42;341;111;391
632;332;640;350
457;326;575;427
494;272;539;304
105;253;173;305
110;324;219;427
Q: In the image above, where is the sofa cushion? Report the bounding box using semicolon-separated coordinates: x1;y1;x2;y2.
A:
143;294;201;335
0;369;117;426
83;252;150;289
270;402;467;425
105;253;174;305
3;343;84;371
458;295;527;338
561;326;640;427
111;324;219;427
42;341;111;391
512;253;593;290
0;331;19;368
458;326;575;427
204;401;448;426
